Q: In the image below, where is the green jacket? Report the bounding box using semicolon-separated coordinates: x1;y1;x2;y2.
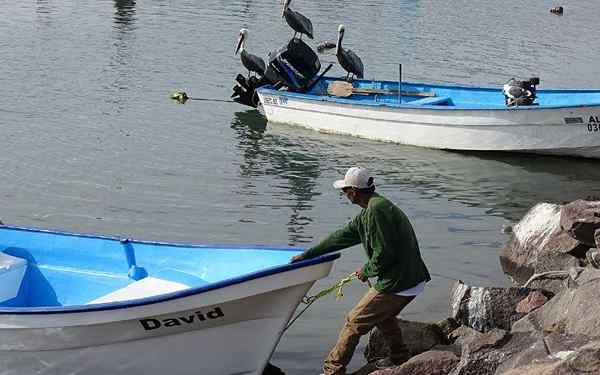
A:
304;193;430;293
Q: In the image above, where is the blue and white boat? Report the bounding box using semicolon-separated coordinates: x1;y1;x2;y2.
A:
257;77;600;158
0;225;338;375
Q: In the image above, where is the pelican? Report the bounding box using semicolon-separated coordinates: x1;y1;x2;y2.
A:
235;29;266;78
336;24;364;81
282;0;313;40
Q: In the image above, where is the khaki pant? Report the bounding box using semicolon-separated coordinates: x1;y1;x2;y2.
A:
323;288;415;375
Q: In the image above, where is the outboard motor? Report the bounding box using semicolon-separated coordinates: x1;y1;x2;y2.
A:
503;77;540;106
231;38;321;108
267;38;321;92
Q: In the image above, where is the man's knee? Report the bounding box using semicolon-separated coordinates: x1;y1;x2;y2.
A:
344;315;374;336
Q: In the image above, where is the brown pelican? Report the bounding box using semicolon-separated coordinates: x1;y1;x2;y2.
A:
336;24;364;81
235;29;266;78
282;0;313;40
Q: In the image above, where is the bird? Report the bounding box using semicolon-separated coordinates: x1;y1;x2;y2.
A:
335;24;364;81
316;40;336;53
235;29;266;78
282;0;313;40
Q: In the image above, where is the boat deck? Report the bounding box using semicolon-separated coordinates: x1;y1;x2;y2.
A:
291;78;600;110
0;226;300;309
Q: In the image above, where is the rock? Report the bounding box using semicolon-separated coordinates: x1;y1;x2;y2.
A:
450;280;551;332
515;290;549;314
370;350;459;375
449;329;522;375
595;229;600;249
348;362;377;375
430;344;462;356
495;331;589;373
498;337;600;374
559;199;600;249
524;251;581;294
586;247;600;269
499;203;584;286
462;328;508;354
512;267;600;338
434;318;460;344
364;319;444;363
448;325;483;347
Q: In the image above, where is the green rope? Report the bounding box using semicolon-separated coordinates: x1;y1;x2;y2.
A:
303;273;358;304
284;272;358;332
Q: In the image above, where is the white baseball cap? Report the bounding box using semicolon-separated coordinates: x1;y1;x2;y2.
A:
333;167;375;190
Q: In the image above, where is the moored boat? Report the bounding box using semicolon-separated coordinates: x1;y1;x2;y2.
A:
257;77;600;158
0;225;338;375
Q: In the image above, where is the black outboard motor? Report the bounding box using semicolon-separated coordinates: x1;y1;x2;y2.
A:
503;77;540;106
267;38;321;92
231;38;321;108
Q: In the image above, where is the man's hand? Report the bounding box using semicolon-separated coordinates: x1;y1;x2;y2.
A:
290;253;307;263
356;267;368;282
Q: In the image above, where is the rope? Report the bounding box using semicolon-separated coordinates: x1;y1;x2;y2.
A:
523;267;584;288
170;91;235;104
283;272;359;332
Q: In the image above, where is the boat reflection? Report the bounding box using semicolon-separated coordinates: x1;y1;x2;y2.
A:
236;116;600;224
231;111;321;245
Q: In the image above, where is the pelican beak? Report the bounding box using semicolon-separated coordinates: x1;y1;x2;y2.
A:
235;34;243;55
282;0;288;17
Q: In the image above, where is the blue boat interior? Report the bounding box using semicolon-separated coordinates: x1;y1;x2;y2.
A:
0;226;301;309
272;77;600;109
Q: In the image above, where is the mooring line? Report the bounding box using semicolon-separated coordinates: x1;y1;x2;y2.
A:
283;272;358;332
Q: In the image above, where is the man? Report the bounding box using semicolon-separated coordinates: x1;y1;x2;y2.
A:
291;166;431;375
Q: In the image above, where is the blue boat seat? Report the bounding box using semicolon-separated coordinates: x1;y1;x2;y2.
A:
0;252;28;303
86;276;190;305
409;96;452;106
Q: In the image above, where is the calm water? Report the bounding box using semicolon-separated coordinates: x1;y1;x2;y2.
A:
2;0;600;373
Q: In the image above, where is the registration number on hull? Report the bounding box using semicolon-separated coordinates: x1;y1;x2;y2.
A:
263;96;288;106
564;115;600;132
588;115;600;132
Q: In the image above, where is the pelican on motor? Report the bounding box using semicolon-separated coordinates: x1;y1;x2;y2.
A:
282;0;313;40
235;29;266;78
336;24;364;81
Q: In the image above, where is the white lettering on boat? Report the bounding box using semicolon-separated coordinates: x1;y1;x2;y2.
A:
139;307;224;330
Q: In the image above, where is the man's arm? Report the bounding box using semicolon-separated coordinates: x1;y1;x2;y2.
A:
291;219;361;263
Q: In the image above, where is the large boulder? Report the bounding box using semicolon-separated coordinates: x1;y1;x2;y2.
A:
370;350;459;375
448;329;523;375
559;199;600;248
446;329;599;375
364;319;444;363
449;280;552;332
511;267;600;338
499;203;587;292
498;338;600;375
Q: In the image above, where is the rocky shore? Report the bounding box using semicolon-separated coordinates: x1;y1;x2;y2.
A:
265;199;600;375
360;198;600;374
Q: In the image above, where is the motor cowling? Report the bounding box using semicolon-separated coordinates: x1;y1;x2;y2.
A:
503;77;540;106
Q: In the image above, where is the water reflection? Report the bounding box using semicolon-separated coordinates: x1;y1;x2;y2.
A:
114;0;137;28
372;148;600;222
107;0;137;114
261;122;600;224
231;111;321;245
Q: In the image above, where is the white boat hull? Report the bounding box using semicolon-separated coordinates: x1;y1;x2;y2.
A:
0;261;333;375
257;91;600;158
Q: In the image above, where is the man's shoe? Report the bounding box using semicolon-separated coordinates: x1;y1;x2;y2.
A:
375;357;408;369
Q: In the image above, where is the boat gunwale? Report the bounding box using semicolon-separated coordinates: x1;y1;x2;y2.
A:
257;79;600;110
0;225;339;315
